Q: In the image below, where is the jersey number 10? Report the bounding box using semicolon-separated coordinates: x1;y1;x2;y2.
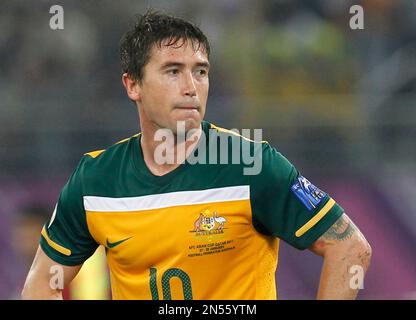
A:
149;267;193;300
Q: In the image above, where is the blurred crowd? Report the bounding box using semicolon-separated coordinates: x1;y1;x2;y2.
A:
1;0;415;299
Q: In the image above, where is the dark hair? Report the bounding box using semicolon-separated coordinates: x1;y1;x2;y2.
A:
120;10;210;82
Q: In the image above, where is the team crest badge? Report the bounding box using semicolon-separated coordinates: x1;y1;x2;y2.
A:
187;209;235;258
191;209;227;235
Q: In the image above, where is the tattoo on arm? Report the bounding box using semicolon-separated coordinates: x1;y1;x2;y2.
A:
311;214;358;253
310;213;371;265
322;214;355;242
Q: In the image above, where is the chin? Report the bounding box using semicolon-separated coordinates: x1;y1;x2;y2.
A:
172;118;201;134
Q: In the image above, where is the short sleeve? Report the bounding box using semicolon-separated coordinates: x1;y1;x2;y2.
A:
250;143;344;250
39;156;99;266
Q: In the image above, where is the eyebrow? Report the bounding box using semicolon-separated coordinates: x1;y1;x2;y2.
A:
160;61;210;70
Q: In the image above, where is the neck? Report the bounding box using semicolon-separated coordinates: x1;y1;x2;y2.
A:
139;120;202;177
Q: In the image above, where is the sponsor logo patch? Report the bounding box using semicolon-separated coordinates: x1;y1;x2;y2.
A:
291;176;326;211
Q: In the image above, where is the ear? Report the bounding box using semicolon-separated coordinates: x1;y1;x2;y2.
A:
122;73;141;102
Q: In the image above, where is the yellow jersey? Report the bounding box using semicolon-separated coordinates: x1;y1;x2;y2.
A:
40;121;343;299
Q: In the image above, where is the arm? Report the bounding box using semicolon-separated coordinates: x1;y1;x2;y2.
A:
21;245;82;300
309;213;372;300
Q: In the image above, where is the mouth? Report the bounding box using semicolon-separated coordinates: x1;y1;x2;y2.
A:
175;106;199;110
174;103;200;110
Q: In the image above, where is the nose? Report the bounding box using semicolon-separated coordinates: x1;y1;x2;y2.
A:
182;72;197;97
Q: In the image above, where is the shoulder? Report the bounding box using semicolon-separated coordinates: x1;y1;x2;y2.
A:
204;121;294;178
249;139;297;191
205;121;268;158
74;132;141;182
207;122;266;145
204;121;292;166
83;132;140;162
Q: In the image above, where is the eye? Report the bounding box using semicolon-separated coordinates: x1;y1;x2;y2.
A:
167;69;179;75
196;68;208;76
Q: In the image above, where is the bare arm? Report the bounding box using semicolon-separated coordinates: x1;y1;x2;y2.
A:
21;246;82;300
309;213;372;300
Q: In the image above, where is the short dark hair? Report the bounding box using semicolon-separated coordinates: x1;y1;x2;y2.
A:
120;10;210;82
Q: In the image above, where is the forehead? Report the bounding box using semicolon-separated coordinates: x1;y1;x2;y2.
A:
148;39;209;66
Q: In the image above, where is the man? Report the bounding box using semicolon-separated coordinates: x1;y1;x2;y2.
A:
22;10;371;300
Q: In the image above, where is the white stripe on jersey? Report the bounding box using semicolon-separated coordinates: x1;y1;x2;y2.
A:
48;203;58;228
83;185;250;212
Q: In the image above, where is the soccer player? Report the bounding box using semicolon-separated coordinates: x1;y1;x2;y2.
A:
22;10;371;300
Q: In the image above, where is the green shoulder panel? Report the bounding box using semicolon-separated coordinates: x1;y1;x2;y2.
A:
40;133;143;265
249;142;344;250
40;154;100;266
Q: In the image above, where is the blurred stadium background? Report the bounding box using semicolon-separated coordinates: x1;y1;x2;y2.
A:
1;0;415;299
